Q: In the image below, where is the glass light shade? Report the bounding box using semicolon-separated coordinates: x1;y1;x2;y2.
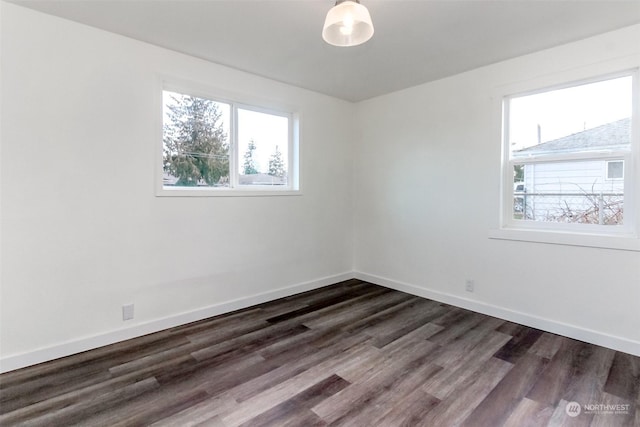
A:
322;1;374;47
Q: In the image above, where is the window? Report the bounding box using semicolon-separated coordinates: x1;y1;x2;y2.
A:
606;160;624;180
502;71;637;234
159;86;298;195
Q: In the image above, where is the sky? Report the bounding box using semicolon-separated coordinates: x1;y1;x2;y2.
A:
508;75;632;153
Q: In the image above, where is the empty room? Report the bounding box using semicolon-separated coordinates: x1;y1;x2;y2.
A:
1;0;639;425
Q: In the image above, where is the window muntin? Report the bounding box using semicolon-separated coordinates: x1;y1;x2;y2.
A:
161;88;296;194
503;73;634;230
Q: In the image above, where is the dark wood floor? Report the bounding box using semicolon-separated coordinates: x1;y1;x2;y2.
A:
1;280;638;426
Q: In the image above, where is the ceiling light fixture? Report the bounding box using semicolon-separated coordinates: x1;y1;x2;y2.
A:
322;0;374;47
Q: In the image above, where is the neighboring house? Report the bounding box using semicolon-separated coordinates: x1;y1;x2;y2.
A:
162;172;179;186
163;172;286;187
238;173;286;186
513;118;629;223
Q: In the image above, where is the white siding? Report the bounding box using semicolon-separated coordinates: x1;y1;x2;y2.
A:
522;160;624;221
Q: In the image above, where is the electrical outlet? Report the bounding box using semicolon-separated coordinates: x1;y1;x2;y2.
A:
122;304;134;321
465;280;475;293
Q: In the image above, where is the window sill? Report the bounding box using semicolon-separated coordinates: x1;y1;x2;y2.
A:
488;227;640;252
156;187;302;197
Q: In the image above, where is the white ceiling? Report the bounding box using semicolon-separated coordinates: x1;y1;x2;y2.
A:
11;0;640;102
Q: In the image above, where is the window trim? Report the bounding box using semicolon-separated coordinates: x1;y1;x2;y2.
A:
156;78;301;197
490;60;640;251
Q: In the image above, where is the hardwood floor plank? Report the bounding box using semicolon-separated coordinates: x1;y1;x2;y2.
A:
427;316;505;369
2;377;159;427
275;279;370;307
378;322;444;354
603;350;640;402
265;284;389;324
258;315;373;361
373;389;440;427
0;360;174;426
184;319;273;346
502;397;555;427
0;368;114;415
460;353;550;427
422;331;513;399
238;374;349;427
341;296;430;335
192;415;228;427
219;342;377;427
493;326;545;363
427;311;488;345
158;353;274;401
528;331;564;359
312;340;440;423
560;344;617;426
526;338;593;406
428;306;467;327
361;300;448;348
149;395;237;427
229;332;369;403
544;344;617;427
190;323;309;362
109;388;210;427
0;332;191;413
167;307;265;336
497;320;525;336
337;338;437;384
327;362;443;426
300;290;414;330
418;356;513;427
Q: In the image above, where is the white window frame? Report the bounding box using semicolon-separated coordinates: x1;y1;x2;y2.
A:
156;78;300;197
489;61;640;252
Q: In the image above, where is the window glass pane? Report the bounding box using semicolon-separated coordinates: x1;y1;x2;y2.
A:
237;108;289;186
607;160;624;179
509;76;632;158
512;160;624;225
162;91;230;188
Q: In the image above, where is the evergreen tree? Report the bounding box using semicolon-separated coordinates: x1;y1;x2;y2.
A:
163;93;229;186
243;140;259;175
268;145;286;177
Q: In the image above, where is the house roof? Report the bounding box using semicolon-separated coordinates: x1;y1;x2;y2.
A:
513;117;631;156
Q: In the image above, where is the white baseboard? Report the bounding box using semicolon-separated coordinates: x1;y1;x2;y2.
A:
0;272;354;373
354;271;640;357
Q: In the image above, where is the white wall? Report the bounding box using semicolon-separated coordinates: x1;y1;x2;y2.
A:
0;3;355;370
354;24;640;355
